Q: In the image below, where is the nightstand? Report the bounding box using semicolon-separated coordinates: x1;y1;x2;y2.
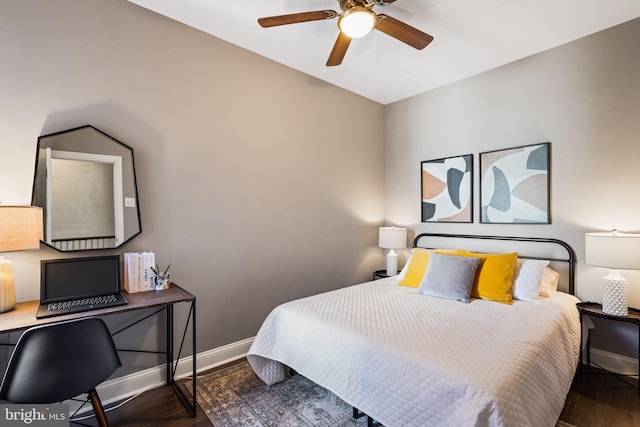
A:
576;301;640;395
372;270;391;281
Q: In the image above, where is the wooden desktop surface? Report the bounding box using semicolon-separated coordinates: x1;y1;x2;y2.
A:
0;283;195;334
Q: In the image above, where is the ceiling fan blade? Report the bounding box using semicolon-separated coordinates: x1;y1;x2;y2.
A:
375;14;434;50
326;32;352;66
258;10;338;28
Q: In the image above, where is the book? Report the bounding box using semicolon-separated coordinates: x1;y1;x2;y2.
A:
123;252;141;293
124;251;157;293
141;252;156;291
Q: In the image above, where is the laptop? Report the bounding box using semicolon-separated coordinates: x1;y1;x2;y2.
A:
37;255;128;319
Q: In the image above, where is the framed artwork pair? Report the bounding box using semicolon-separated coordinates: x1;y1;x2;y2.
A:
421;142;550;224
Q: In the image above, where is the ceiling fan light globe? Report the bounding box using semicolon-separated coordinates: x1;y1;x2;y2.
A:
338;6;376;38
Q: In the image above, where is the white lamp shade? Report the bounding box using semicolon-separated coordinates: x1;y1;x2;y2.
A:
378;227;407;250
0;206;44;252
585;231;640;270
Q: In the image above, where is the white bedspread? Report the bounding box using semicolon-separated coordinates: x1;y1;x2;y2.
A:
247;277;580;427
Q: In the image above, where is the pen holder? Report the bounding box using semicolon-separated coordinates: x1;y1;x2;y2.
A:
153;273;170;290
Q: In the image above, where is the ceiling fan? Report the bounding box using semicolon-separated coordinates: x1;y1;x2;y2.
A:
258;0;434;66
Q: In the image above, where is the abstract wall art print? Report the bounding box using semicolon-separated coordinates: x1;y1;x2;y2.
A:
421;154;473;223
480;142;550;224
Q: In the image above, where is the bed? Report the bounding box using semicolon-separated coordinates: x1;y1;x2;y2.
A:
247;233;581;427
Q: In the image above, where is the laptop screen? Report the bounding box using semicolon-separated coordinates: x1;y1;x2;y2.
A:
40;255;121;303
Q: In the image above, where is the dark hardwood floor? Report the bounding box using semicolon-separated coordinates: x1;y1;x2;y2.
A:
76;362;638;427
560;369;639;427
71;381;211;427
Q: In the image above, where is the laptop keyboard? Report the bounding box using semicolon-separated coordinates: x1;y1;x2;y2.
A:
37;293;128;319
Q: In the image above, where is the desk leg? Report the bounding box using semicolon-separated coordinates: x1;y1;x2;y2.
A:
167;304;174;385
191;299;197;415
168;299;197;417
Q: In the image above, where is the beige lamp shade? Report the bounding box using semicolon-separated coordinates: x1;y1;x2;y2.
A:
0;206;43;313
585;231;640;270
0;206;44;251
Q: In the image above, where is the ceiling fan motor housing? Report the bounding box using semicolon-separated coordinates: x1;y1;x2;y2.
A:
340;0;376;10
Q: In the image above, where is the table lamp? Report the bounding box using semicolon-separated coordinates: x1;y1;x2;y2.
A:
585;230;640;316
0;206;43;313
379;226;407;276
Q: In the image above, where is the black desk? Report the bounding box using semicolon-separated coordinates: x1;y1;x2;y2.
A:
0;283;197;416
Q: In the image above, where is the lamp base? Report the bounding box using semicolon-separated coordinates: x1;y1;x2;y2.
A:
602;271;628;317
386;249;398;277
0;256;16;313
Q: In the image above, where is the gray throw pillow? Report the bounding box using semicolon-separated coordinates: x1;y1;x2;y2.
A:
418;253;481;303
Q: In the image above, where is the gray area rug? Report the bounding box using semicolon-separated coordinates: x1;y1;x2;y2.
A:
189;360;366;427
188;360;575;427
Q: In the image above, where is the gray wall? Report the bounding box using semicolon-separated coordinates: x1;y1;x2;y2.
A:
0;0;385;368
385;18;640;358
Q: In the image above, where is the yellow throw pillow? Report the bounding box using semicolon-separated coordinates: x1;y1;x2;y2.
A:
435;249;459;255
398;249;431;288
457;250;518;304
398;248;459;288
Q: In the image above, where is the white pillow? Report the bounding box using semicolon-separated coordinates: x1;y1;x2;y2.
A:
397;248;418;281
512;258;549;302
538;267;560;297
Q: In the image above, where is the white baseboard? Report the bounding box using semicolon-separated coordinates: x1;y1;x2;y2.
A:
69;337;254;415
585;347;639;376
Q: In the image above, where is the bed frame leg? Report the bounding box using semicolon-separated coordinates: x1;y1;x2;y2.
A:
352;407;381;426
353;407;365;419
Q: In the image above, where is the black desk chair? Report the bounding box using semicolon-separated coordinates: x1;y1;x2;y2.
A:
0;317;121;427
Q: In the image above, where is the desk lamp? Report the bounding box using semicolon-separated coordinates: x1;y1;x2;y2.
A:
0;206;43;313
585;230;640;316
378;226;407;276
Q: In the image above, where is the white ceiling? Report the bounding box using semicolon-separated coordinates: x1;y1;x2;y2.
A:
128;0;640;105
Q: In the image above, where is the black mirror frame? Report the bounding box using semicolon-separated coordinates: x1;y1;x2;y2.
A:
31;125;142;252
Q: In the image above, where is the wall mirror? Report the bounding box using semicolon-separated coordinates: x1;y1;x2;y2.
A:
32;125;141;252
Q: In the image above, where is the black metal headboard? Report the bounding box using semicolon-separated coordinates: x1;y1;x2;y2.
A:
413;233;576;295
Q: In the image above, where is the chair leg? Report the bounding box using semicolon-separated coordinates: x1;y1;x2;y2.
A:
88;388;109;427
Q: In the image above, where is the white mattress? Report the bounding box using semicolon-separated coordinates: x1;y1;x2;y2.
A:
248;277;581;427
